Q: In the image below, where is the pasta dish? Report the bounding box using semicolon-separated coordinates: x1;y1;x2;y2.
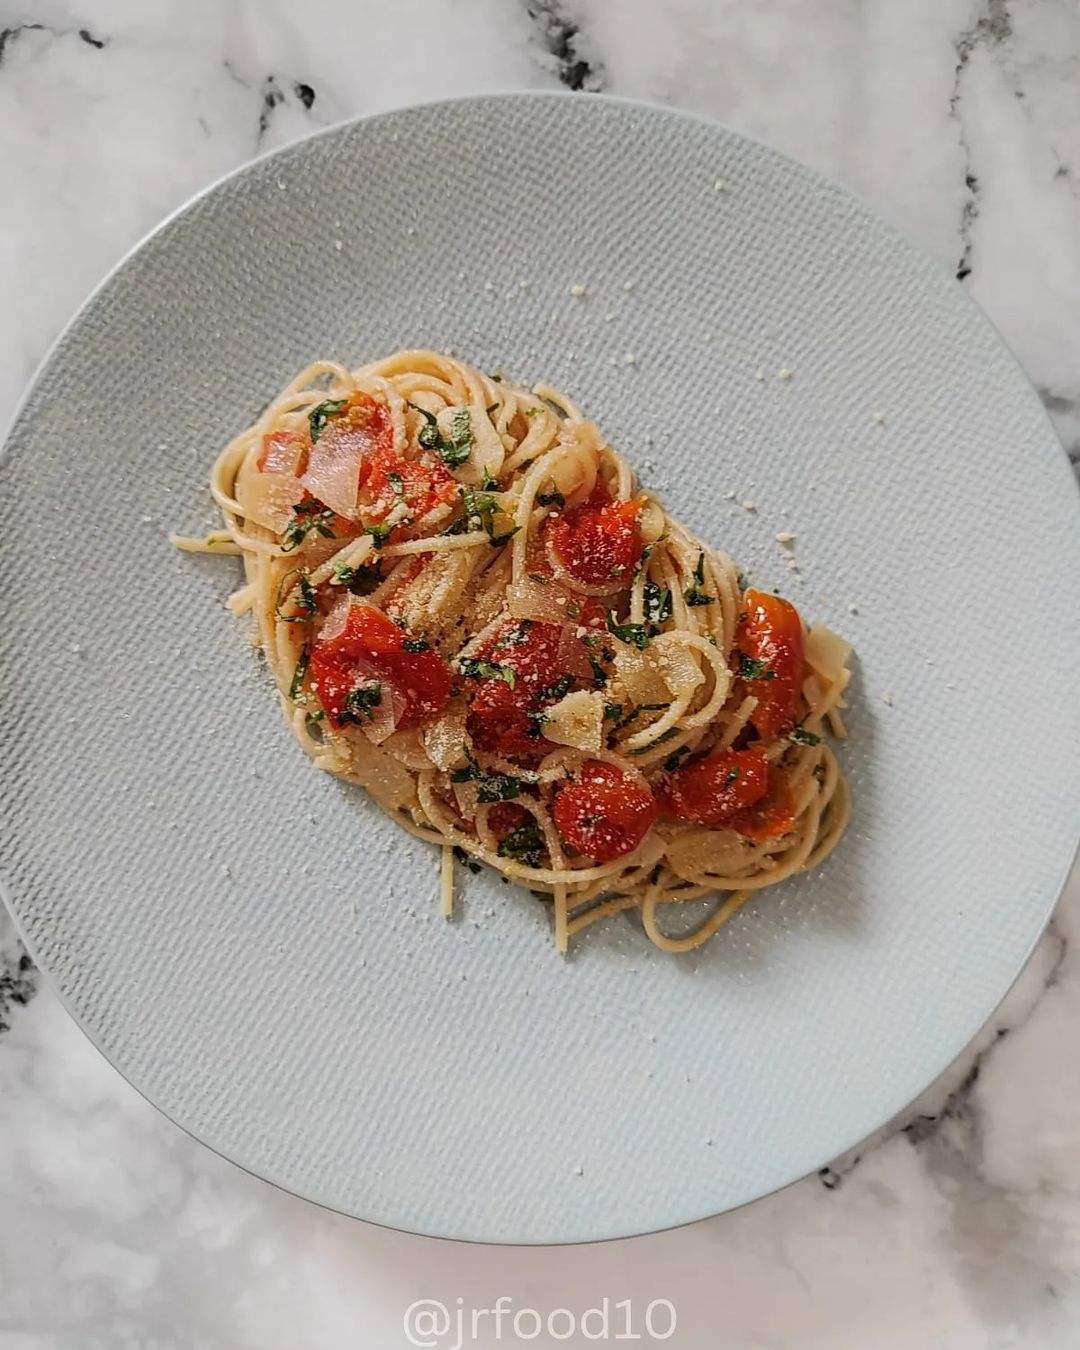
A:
174;351;851;953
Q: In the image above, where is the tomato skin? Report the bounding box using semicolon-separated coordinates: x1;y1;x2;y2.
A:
660;747;770;828
486;802;531;837
464;619;582;761
728;773;797;842
309;602;451;729
361;446;457;524
737;589;805;740
546;483;644;587
552;760;658;863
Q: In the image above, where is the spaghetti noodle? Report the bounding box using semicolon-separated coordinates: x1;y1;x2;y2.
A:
174;351;852;953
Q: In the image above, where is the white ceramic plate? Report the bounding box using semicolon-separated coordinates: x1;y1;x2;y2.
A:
2;93;1078;1244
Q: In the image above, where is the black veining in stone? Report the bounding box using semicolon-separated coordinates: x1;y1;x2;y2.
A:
525;1;602;91
0;944;38;1036
950;0;1012;282
258;75;286;141
0;22;45;65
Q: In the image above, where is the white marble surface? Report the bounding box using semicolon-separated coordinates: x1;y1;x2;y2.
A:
2;1;1079;1345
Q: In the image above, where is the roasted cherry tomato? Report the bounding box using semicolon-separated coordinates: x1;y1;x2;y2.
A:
464;619;585;761
361;445;458;524
485;802;531;838
552;760;658;863
660;747;770;828
545;482;644;587
309;601;451;729
736;589;805;740
728;772;796;842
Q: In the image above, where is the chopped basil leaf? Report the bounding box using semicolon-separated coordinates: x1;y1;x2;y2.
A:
790;725;821;746
402;636;430;653
537;488;565;508
443;409;473;467
275;571;317;622
603;701;623;721
308;398;348;442
304;711;325;739
462;489;498;528
684;550;714;606
588;653;609;688
386;471;405;495
489;526;519;547
340;681;382;724
738;653;775;681
606;611;652;649
663;745;692;772
333;557;383;595
457;657;516;688
497;819;545;868
281;501;336;552
365;522;393;547
725;765;740;785
634;543;655;583
480;470;500;491
477;773;522;804
288;645;310;701
537;675;574;704
643;581;673;625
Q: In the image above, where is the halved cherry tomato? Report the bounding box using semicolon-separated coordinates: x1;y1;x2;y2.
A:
736;589;805;740
545;482;644;587
728;772;797;842
309;601;451;729
660;747;770;828
464;619;585;761
552;760;658;862
361;445;458;524
486;802;531;838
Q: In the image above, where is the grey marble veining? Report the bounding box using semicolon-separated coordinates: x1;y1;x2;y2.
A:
1;1;1078;1345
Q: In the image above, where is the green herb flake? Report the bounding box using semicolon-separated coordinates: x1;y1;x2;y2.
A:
537;488;565;508
402;636;431;653
340;681;382;725
489;526;519;548
288;645;310;701
281;501;337;553
663;745;692;772
588;653;609;689
737;653;775;682
365;522;393;547
308;398;348;443
725;765;740;785
683;550;714;607
497;820;546;869
606;611;652;650
643;581;673;626
457;657;516;689
603;701;624;722
790;725;821;746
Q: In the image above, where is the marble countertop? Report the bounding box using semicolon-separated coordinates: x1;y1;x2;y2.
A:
2;1;1079;1345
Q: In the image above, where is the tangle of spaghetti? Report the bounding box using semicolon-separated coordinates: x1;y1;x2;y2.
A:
174;351;851;953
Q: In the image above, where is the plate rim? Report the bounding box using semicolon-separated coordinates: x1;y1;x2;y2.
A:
3;89;1079;1245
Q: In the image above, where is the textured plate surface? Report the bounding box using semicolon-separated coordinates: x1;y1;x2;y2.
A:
2;93;1079;1244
